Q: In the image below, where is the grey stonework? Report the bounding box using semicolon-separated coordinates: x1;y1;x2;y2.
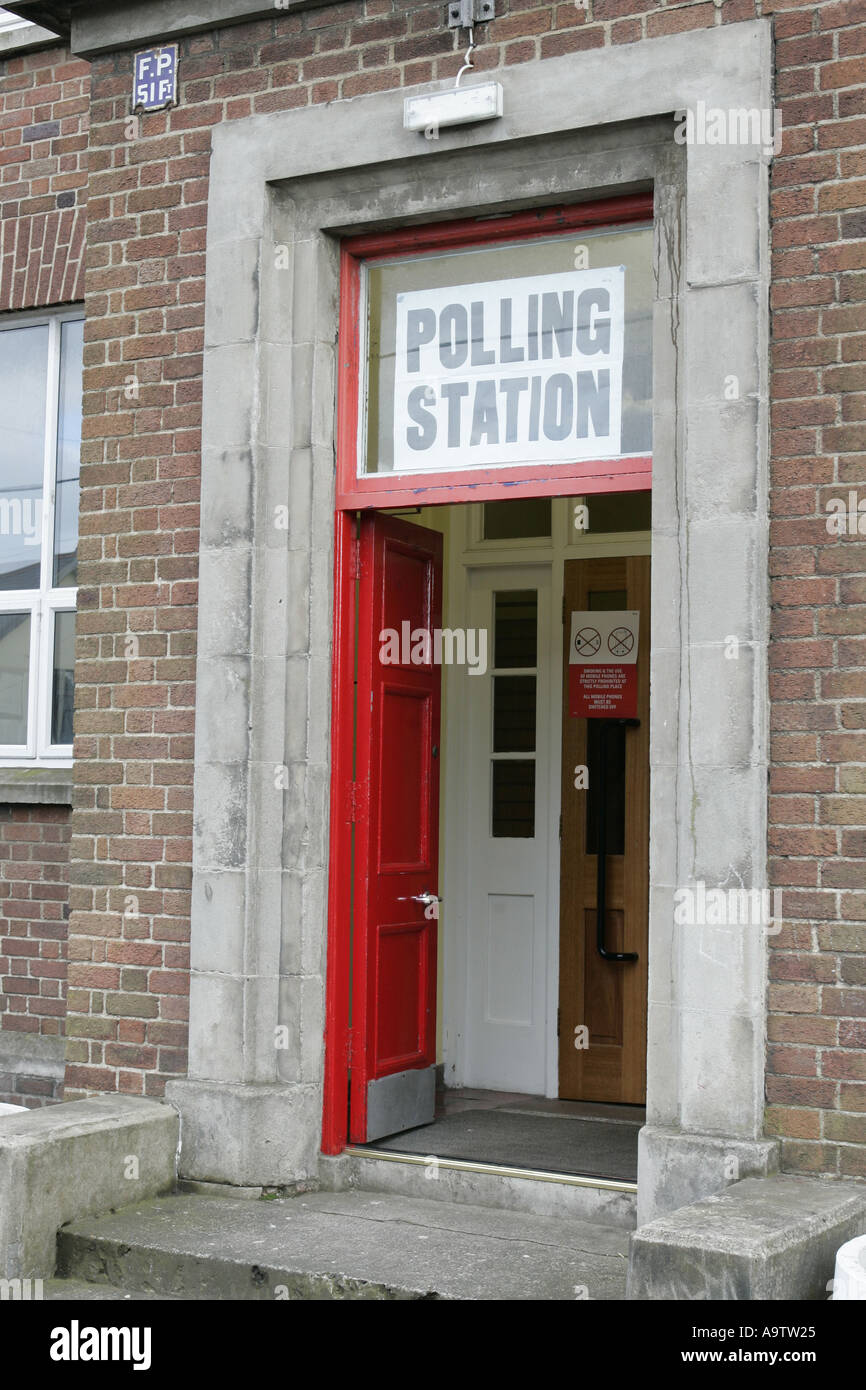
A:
166;20;775;1217
0;1031;66;1108
0;1096;177;1279
628;1175;866;1301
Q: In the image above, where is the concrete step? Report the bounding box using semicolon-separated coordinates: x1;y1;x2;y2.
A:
328;1147;637;1231
43;1279;180;1301
57;1189;629;1301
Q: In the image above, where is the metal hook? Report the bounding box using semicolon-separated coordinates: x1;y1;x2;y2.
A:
455;24;475;88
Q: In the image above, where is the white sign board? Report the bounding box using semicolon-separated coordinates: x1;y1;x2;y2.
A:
568;609;639;718
393;266;625;474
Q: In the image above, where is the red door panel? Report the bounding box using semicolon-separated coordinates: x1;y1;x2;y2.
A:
350;512;443;1143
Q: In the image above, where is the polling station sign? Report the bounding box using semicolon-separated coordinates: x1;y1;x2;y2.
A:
393;266;625;474
569;610;639;718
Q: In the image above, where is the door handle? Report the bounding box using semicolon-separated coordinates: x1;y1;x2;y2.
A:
411;891;443;907
595;717;639;963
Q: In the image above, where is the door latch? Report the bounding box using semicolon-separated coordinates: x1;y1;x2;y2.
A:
408;891;443;907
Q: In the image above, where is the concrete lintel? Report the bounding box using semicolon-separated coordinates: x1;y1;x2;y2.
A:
0;1096;177;1278
201;21;774;249
67;0;323;58
637;1124;780;1227
0;1030;66;1070
627;1175;866;1301
0;22;63;55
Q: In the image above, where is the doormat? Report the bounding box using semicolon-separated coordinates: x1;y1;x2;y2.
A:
369;1109;638;1181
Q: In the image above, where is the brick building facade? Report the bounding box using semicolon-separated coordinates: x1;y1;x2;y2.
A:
0;0;864;1227
0;17;86;1105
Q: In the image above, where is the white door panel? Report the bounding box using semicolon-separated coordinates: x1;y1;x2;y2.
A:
462;566;551;1093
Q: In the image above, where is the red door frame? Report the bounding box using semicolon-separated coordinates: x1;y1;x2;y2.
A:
322;193;654;1155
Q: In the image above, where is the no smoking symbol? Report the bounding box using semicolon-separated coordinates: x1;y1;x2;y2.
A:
574;627;601;657
608;627;634;657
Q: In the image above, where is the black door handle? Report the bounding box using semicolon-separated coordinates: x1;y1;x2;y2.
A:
595;717;640;962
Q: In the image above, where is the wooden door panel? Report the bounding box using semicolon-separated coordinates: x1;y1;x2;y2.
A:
350;513;443;1142
558;555;650;1104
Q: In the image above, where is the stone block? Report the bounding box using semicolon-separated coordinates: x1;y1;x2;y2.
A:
0;1097;177;1279
628;1174;866;1301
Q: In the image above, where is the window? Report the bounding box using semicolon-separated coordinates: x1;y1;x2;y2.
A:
0;311;82;762
362;223;653;479
490;590;538;838
483;498;552;541
337;198;654;510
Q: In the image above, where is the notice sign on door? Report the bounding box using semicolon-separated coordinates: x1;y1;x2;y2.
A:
569;610;639;718
393;266;625;474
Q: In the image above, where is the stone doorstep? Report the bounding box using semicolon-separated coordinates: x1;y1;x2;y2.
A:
56;1189;631;1301
325;1150;637;1232
627;1175;866;1302
43;1279;181;1301
0;1096;179;1280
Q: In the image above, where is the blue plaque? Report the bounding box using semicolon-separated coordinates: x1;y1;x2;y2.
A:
133;45;178;113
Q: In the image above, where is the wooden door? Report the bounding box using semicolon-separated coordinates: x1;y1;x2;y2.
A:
558;556;650;1104
350;513;443;1143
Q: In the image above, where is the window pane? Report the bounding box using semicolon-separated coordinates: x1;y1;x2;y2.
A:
51;610;75;745
585;490;651;533
585;719;626;856
0;325;47;590
492;760;535;838
483;498;551;540
494;590;537;668
54;318;83;587
493;675;536;752
0;611;31;745
589;588;628;612
363;224;653;476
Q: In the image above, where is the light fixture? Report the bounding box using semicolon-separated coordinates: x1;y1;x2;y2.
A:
403;80;503;133
403;4;502;135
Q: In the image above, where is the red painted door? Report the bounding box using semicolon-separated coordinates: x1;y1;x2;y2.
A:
350;512;443;1143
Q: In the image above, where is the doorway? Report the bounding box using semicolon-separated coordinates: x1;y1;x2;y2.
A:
328;494;651;1178
322;195;655;1175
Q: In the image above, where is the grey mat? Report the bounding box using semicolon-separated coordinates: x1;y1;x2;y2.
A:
370;1109;639;1181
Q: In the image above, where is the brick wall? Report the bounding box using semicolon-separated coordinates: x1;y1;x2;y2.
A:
9;0;860;1171
0;804;70;1106
0;39;88;1105
0;43;89;311
763;0;866;1181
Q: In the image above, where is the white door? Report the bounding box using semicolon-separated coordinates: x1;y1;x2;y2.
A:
461;565;552;1093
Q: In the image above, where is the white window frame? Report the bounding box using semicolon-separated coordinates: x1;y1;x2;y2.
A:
0;306;82;767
